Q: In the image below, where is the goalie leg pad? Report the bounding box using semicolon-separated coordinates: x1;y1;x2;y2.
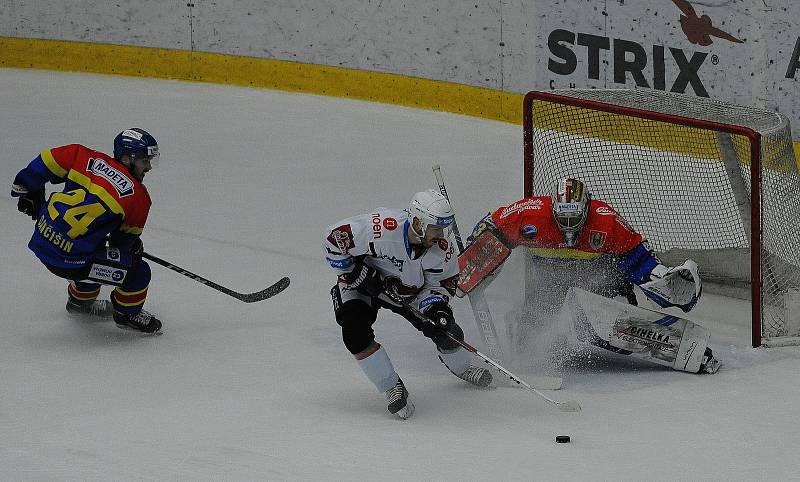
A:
673;319;711;373
605;315;710;373
566;287;713;373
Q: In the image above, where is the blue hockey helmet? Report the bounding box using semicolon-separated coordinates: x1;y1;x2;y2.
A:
113;128;159;163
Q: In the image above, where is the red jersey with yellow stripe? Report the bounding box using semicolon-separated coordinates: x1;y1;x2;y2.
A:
14;144;151;268
491;196;642;260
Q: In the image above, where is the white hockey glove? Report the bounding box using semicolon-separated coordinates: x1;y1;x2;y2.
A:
639;259;702;312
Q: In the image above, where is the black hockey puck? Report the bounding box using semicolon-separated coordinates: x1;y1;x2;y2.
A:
555;435;571;443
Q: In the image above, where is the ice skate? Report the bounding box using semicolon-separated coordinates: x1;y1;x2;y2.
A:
456;365;493;387
385;378;414;420
66;297;113;318
113;309;162;334
699;347;721;374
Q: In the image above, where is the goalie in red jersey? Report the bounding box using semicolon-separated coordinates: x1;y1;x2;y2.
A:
460;178;719;374
11;129;162;334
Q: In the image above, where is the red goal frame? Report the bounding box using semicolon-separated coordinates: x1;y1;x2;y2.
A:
522;91;765;347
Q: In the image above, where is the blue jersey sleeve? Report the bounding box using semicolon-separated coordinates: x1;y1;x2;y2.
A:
11;152;66;196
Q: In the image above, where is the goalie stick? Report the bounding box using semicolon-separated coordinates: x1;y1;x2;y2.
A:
142;252;290;303
378;292;580;412
432;165;507;365
433;166;564;390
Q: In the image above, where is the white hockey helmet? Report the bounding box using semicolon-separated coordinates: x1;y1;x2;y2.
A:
551;178;590;246
407;189;455;239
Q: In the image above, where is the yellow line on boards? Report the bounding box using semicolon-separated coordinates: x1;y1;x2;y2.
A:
0;37;521;124
1;37;798;161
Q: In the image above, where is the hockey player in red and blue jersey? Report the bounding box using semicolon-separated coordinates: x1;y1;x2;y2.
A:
466;178;703;311
11;128;162;333
322;190;492;420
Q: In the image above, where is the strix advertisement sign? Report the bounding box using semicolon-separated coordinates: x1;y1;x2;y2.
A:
536;1;750;98
530;0;798;138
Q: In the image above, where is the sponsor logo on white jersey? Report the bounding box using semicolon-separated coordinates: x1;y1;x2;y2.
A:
327;224;355;254
439;239;454;262
498;198;543;219
371;214;398;239
87;158;134;197
376;253;404;271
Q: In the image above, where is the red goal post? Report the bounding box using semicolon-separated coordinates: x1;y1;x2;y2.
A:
522;89;800;347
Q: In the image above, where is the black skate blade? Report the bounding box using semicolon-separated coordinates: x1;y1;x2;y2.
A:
67;313;113;322
114;324;163;336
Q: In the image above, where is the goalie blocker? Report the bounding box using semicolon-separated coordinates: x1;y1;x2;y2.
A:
457;231;511;296
564;288;720;374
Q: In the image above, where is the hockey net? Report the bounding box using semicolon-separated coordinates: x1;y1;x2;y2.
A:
523;89;800;347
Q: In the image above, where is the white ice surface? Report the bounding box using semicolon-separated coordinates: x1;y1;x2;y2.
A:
1;69;799;481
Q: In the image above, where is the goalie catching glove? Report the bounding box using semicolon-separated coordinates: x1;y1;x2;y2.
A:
639;259;702;312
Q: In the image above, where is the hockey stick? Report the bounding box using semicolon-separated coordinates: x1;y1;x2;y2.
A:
432;164;466;249
432;165;508;366
447;332;579;411
142;252;290;303
378;292;581;412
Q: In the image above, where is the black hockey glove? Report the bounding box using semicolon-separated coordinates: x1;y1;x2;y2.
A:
17;189;45;220
383;278;418;305
130;237;144;262
342;261;384;297
421;300;455;337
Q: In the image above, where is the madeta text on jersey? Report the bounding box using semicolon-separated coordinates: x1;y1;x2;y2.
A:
87;158;135;197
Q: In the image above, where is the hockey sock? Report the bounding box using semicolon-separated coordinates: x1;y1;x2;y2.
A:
356;345;400;393
438;346;473;376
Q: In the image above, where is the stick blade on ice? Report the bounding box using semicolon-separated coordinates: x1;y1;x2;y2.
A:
557;399;582;412
529;376;563;390
239;277;291;302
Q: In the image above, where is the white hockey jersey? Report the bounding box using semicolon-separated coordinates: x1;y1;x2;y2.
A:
322;208;459;309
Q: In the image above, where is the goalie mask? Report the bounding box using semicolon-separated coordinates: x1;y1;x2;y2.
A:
407;189;455;242
552;178;590;247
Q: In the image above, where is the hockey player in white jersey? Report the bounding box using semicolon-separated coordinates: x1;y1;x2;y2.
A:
323;190;492;420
